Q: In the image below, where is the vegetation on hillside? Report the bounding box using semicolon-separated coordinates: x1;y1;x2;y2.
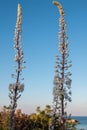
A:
0;105;78;130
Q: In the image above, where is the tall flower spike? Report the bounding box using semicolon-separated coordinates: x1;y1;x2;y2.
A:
49;1;72;130
16;4;22;28
8;4;25;130
53;1;64;16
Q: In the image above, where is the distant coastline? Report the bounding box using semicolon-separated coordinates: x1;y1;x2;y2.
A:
72;116;87;130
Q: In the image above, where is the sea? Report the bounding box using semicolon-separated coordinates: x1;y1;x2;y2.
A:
72;116;87;130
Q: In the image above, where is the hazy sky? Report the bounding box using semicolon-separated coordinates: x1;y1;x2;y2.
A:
0;0;87;116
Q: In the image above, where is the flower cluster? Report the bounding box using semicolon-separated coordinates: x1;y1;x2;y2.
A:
9;83;24;93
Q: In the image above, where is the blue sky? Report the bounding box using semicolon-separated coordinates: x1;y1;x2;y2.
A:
0;0;87;116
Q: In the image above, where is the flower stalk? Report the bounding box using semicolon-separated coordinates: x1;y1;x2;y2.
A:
50;1;72;130
8;4;25;130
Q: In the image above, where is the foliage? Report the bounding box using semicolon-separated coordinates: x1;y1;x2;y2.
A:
0;108;9;130
0;105;51;130
0;106;79;130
